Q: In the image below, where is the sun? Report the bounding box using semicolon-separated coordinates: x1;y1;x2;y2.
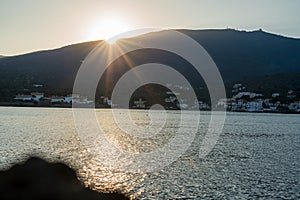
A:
87;18;131;43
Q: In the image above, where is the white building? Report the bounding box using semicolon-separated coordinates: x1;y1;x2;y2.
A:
107;99;112;107
217;98;231;108
166;91;180;96
31;92;44;101
272;93;280;98
232;83;246;93
198;101;210;110
14;94;32;101
33;84;43;88
287;90;296;99
50;96;64;103
63;94;80;103
73;96;93;104
246;101;263;112
64;95;73;103
233;92;263;100
288;101;300;112
177;103;189;109
165;96;177;103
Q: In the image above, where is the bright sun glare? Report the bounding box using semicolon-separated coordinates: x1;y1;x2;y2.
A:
87;18;130;44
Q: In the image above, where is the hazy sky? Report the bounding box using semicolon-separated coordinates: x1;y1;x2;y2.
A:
1;0;299;55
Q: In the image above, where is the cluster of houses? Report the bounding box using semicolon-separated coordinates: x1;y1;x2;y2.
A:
14;93;93;104
100;96;113;107
130;96;210;110
13;83;299;112
217;84;300;113
162;85;210;110
164;92;210;110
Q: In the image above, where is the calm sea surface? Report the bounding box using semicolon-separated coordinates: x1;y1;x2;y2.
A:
0;107;299;199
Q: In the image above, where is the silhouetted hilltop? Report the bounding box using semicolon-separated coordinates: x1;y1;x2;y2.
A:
0;157;129;200
0;29;299;101
178;29;300;80
0;41;101;100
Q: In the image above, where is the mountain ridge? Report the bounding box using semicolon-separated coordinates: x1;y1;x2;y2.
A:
0;29;299;101
2;28;299;58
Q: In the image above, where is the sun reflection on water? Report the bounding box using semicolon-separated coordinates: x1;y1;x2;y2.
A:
76;155;148;199
71;109;184;199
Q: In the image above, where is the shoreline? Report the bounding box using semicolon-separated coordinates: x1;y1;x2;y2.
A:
1;102;299;114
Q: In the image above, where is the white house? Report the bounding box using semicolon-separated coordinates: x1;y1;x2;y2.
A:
177;103;189;109
50;96;64;103
166;91;180;96
165;96;177;103
288;101;300;112
217;98;231;108
14;94;32;101
233;92;263;100
73;96;93;104
198;101;210;110
33;84;43;88
31;92;44;101
102;97;110;104
63;95;73;103
63;94;80;103
107;99;113;107
287;90;296;99
272;93;280;98
246;101;263;112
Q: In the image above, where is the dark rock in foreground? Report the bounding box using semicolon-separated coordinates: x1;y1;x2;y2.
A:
0;157;129;200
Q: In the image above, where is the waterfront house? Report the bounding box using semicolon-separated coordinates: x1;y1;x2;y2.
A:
63;95;73;103
288;101;300;112
49;96;64;103
246;101;263;112
73;96;93;104
198;101;210;110
31;92;44;101
63;94;80;103
14;94;32;101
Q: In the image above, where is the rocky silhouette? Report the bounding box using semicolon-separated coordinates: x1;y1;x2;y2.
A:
0;157;129;200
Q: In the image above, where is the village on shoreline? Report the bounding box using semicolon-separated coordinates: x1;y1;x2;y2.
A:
216;84;300;113
2;83;300;114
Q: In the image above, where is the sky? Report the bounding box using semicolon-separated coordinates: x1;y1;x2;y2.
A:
0;0;299;56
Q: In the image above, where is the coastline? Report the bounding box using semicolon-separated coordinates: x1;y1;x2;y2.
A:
1;102;299;114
